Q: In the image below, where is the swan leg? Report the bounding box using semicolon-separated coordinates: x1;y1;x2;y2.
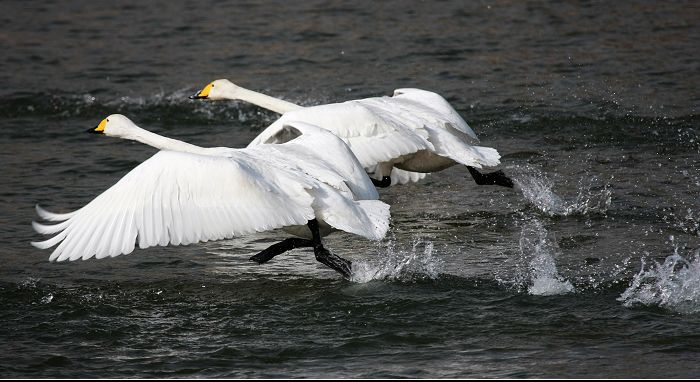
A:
371;176;392;188
466;166;514;188
249;238;313;264
307;219;353;279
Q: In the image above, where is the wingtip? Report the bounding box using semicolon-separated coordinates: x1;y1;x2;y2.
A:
35;204;46;217
35;204;77;222
31;220;43;233
32;219;70;235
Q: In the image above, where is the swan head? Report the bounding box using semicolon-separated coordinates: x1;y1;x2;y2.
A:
190;79;239;101
88;114;139;138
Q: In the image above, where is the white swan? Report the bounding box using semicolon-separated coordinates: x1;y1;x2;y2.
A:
31;114;391;278
191;79;513;188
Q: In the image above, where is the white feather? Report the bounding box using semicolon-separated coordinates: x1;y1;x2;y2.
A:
389;168;428;186
35;204;78;222
207;79;504;184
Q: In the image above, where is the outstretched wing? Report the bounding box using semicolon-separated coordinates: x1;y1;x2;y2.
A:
32;150;316;261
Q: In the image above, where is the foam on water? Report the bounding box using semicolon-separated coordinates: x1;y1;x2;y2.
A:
618;239;700;314
350;239;443;283
513;167;612;217
497;218;575;295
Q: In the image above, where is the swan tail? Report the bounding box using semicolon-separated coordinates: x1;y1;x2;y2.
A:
312;186;390;241
390;168;428;186
470;145;502;168
353;200;391;241
423;125;501;168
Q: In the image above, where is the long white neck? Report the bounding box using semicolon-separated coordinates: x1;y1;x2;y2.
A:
123;125;213;156
224;85;304;115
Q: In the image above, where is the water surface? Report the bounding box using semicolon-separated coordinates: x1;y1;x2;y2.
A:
1;0;699;378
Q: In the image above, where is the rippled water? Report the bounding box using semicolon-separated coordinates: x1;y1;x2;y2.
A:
1;0;699;378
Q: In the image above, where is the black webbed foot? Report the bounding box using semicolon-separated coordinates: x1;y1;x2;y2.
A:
306;219;353;279
314;246;353;279
249;220;354;279
466;166;514;188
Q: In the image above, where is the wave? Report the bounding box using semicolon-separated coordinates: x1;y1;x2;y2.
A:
3;91;698;126
0;89;282;126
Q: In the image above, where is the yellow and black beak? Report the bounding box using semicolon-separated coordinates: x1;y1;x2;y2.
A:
87;118;107;134
189;83;213;100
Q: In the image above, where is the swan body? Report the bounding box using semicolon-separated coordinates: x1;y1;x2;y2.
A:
31;115;389;267
193;80;503;186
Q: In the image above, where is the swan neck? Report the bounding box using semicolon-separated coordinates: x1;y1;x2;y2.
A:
229;86;304;114
127;127;210;155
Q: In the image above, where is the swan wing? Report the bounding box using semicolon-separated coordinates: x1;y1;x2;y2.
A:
422;124;501;168
392;88;479;142
248;103;433;170
34;204;80;222
360;91;500;167
251;121;380;201
31;150;316;261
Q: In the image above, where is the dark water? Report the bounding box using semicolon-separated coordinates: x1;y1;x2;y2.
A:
2;0;699;378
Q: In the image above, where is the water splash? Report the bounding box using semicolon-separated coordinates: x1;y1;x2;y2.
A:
664;208;700;238
100;88;277;125
40;294;54;304
497;219;575;295
16;277;56;305
618;240;700;314
513;168;612;217
18;277;41;289
350;239;442;283
514;173;567;216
